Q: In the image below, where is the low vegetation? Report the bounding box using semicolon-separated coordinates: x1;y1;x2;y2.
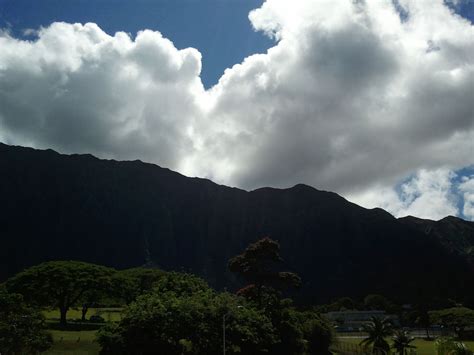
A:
0;287;52;354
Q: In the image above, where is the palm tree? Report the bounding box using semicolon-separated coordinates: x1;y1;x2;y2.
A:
392;330;416;354
360;316;393;354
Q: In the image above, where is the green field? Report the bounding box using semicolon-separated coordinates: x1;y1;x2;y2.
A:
43;330;100;355
43;307;123;322
337;337;474;355
41;308;122;354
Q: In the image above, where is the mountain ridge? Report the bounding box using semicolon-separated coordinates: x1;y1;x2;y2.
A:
1;142;472;303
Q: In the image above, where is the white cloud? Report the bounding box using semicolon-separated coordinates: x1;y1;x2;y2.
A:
459;175;474;220
348;168;460;220
191;0;474;194
0;0;473;221
0;22;206;170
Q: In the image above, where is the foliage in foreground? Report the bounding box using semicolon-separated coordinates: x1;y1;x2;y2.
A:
2;239;336;354
97;289;276;354
435;337;474;355
0;288;53;354
97;271;334;355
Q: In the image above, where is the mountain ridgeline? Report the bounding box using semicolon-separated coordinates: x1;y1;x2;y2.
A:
1;143;473;303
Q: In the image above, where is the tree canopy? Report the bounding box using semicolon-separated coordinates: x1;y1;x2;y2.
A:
98;288;276;355
228;237;301;301
152;271;210;296
112;267;165;304
430;307;474;338
6;261;115;325
364;294;394;312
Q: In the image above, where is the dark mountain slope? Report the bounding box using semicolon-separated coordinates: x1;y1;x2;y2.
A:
399;215;474;264
0;143;472;303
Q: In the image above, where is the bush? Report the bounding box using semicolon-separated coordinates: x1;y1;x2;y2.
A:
435;337;474;355
303;314;335;355
0;288;53;354
97;289;277;355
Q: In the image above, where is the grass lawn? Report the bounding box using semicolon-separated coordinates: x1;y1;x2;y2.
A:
41;308;122;354
43;307;123;322
338;337;474;355
42;330;100;355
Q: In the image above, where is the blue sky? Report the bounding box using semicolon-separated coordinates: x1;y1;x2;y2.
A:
0;0;275;88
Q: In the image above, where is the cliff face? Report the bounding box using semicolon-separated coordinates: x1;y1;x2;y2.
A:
1;143;472;303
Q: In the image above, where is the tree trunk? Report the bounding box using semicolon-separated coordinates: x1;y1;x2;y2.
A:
81;304;88;322
60;307;68;326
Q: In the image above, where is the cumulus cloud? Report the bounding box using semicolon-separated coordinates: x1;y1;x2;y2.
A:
459;175;474;220
192;0;474;194
0;22;206;170
347;168;460;220
0;0;473;221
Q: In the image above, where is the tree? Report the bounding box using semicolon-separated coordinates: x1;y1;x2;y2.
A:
112;267;165;304
302;313;335;355
80;288;108;322
228;238;335;354
268;303;307;355
360;316;393;354
228;237;301;302
331;297;359;311
152;271;210;296
0;288;53;354
430;307;474;338
414;306;432;339
6;261;115;325
392;330;416;354
364;294;393;312
97;289;277;355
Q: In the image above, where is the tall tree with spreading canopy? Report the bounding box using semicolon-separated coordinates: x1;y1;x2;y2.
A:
6;261;115;325
228;237;301;303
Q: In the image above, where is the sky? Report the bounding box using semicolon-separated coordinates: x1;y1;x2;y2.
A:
0;0;473;221
0;0;274;88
